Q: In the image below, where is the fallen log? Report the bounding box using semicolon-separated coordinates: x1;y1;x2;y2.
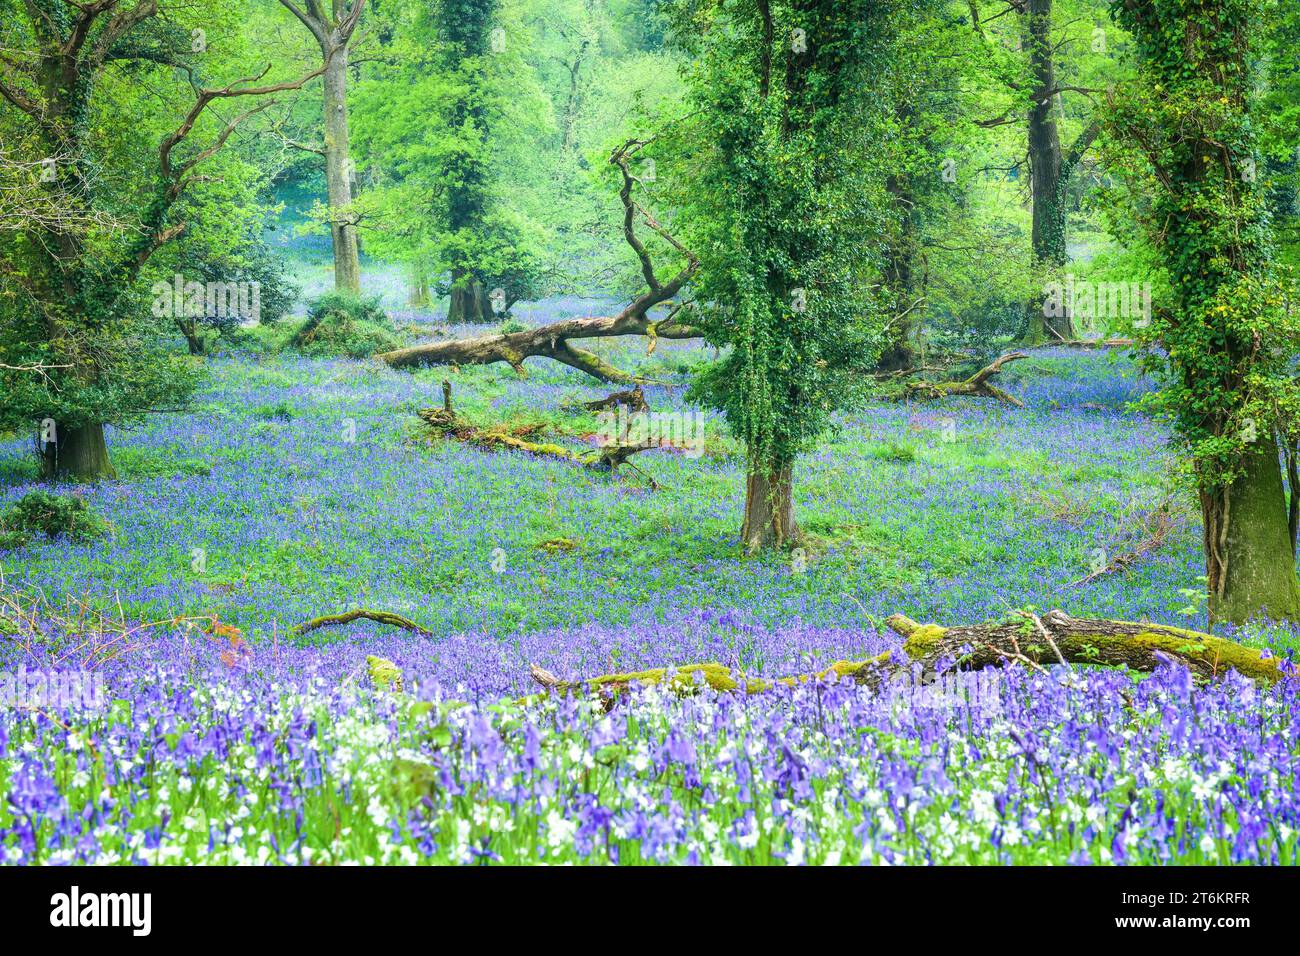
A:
898;352;1028;407
376;309;700;382
885;609;1286;683
419;382;661;483
529;608;1289;699
375;140;700;382
293;609;433;638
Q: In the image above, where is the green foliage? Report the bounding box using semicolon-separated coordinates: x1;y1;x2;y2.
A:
1104;0;1300;491
347;0;687;308
1259;1;1300;271
349;0;553;312
671;0;895;471
0;0;301;473
290;292;401;358
0;491;108;550
305;290;390;328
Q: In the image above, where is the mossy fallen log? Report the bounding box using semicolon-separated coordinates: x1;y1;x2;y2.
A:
887;610;1288;684
528;655;895;698
418;381;660;481
1028;338;1134;350
528;609;1289;700
895;352;1027;407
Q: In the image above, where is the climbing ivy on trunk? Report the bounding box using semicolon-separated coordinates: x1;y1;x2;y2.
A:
1106;0;1300;624
670;0;897;552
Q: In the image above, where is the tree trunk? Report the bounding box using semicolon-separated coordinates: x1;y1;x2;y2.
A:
560;39;590;152
447;269;492;323
741;462;801;553
322;46;361;294
409;268;431;308
176;317;205;355
1022;0;1074;345
40;422;116;481
877;172;919;372
1205;434;1300;625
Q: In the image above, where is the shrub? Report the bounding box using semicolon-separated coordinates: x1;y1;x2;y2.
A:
289;292;402;358
0;491;109;550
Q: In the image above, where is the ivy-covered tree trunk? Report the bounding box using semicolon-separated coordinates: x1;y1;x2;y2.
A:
1110;0;1300;625
322;46;361;293
40;423;116;482
740;462;801;554
1022;0;1072;345
679;0;890;554
441;0;498;323
28;48;118;482
1204;435;1300;624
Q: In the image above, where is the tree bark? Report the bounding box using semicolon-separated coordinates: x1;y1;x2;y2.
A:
293;608;432;637
409;267;431;307
1204;434;1300;625
417;396;662;480
1022;0;1073;345
378;308;697;380
1019;0;1099;346
278;1;366;293
40;422;116;481
322;45;361;293
560;37;590;152
439;0;497;321
740;462;801;554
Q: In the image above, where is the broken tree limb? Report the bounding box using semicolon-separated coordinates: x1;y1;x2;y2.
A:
293;609;433;638
375;139;700;382
528;609;1291;700
418;382;661;484
1066;502;1180;588
898;352;1028;407
583;384;649;413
